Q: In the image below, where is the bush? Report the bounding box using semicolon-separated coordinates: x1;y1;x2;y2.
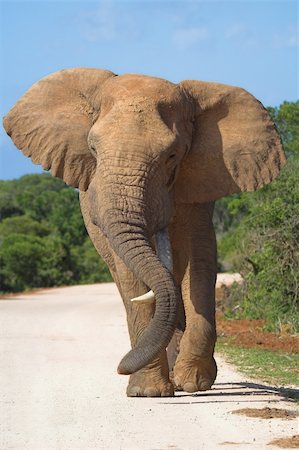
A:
216;101;299;332
0;174;112;293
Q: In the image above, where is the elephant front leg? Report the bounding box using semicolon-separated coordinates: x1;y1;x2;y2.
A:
112;260;174;397
80;195;173;397
171;203;217;393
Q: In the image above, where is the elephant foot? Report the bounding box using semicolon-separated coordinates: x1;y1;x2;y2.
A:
127;371;174;397
172;318;217;392
126;359;174;397
173;356;217;393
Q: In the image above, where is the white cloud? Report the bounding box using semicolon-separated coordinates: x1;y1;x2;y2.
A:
173;27;209;49
80;1;116;42
273;28;298;49
225;24;245;39
79;1;138;43
225;23;257;48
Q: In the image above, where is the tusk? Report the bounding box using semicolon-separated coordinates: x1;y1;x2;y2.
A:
130;228;173;303
131;290;155;303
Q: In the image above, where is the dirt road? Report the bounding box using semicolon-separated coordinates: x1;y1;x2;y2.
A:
0;283;298;450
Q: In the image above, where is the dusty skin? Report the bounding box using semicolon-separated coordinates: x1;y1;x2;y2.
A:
3;68;286;388
1;283;298;450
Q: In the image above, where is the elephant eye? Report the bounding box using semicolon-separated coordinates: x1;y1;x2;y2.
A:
89;142;97;157
166;153;176;166
167;166;177;189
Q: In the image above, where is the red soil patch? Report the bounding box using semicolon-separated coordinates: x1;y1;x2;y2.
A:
216;315;299;354
215;273;299;355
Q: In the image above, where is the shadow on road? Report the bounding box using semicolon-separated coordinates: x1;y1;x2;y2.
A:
216;382;299;402
159;381;299;404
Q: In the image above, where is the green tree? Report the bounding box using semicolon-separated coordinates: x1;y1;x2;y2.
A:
268;101;299;158
0;174;112;293
0;234;66;291
0;215;50;237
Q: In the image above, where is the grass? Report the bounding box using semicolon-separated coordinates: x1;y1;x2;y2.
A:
216;337;299;390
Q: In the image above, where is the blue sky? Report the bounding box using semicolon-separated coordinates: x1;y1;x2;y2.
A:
0;0;298;180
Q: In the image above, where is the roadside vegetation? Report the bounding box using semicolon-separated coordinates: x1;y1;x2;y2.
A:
0;174;111;293
1;101;298;337
216;338;299;391
214;101;299;333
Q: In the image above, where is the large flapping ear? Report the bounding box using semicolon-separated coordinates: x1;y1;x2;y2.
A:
175;80;286;203
3;68;116;190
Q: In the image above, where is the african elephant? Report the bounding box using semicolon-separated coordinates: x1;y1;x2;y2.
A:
3;68;285;397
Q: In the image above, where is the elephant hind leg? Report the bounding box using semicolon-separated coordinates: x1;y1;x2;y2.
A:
167;329;183;390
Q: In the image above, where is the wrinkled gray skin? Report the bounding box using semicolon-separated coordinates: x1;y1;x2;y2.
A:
3;69;285;396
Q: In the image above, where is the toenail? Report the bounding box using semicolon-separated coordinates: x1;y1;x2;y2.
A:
198;381;212;391
183;382;198;393
144;388;158;397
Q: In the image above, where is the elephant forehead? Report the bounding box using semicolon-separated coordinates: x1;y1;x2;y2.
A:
114;96;156;113
103;74;183;104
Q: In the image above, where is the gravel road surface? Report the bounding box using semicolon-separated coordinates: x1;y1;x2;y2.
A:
0;283;298;450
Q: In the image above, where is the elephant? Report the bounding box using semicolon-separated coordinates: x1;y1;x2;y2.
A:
3;68;286;397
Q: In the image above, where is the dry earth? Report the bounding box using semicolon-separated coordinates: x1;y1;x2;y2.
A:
0;283;298;450
215;274;299;354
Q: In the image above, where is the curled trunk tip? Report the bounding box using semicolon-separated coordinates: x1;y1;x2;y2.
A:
117;228;178;374
117;365;131;375
117;278;180;375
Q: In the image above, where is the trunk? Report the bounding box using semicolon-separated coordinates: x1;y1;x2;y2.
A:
103;210;179;375
131;229;173;303
90;165;179;374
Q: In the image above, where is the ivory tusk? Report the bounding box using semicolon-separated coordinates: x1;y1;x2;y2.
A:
131;290;155;303
130;228;173;303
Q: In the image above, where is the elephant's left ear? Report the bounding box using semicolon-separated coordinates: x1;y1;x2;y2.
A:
3;68;116;190
175;80;286;203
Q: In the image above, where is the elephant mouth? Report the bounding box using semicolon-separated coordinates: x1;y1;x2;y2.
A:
131;228;173;303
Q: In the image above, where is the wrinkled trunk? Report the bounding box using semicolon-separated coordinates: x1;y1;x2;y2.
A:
89;163;179;374
109;218;179;375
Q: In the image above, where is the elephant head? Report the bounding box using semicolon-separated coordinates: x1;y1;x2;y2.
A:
3;68;286;374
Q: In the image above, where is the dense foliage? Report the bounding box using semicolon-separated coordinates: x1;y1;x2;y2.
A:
215;101;299;331
0;174;111;292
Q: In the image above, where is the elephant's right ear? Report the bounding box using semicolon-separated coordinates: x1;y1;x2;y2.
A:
3;68;116;190
175;80;286;203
